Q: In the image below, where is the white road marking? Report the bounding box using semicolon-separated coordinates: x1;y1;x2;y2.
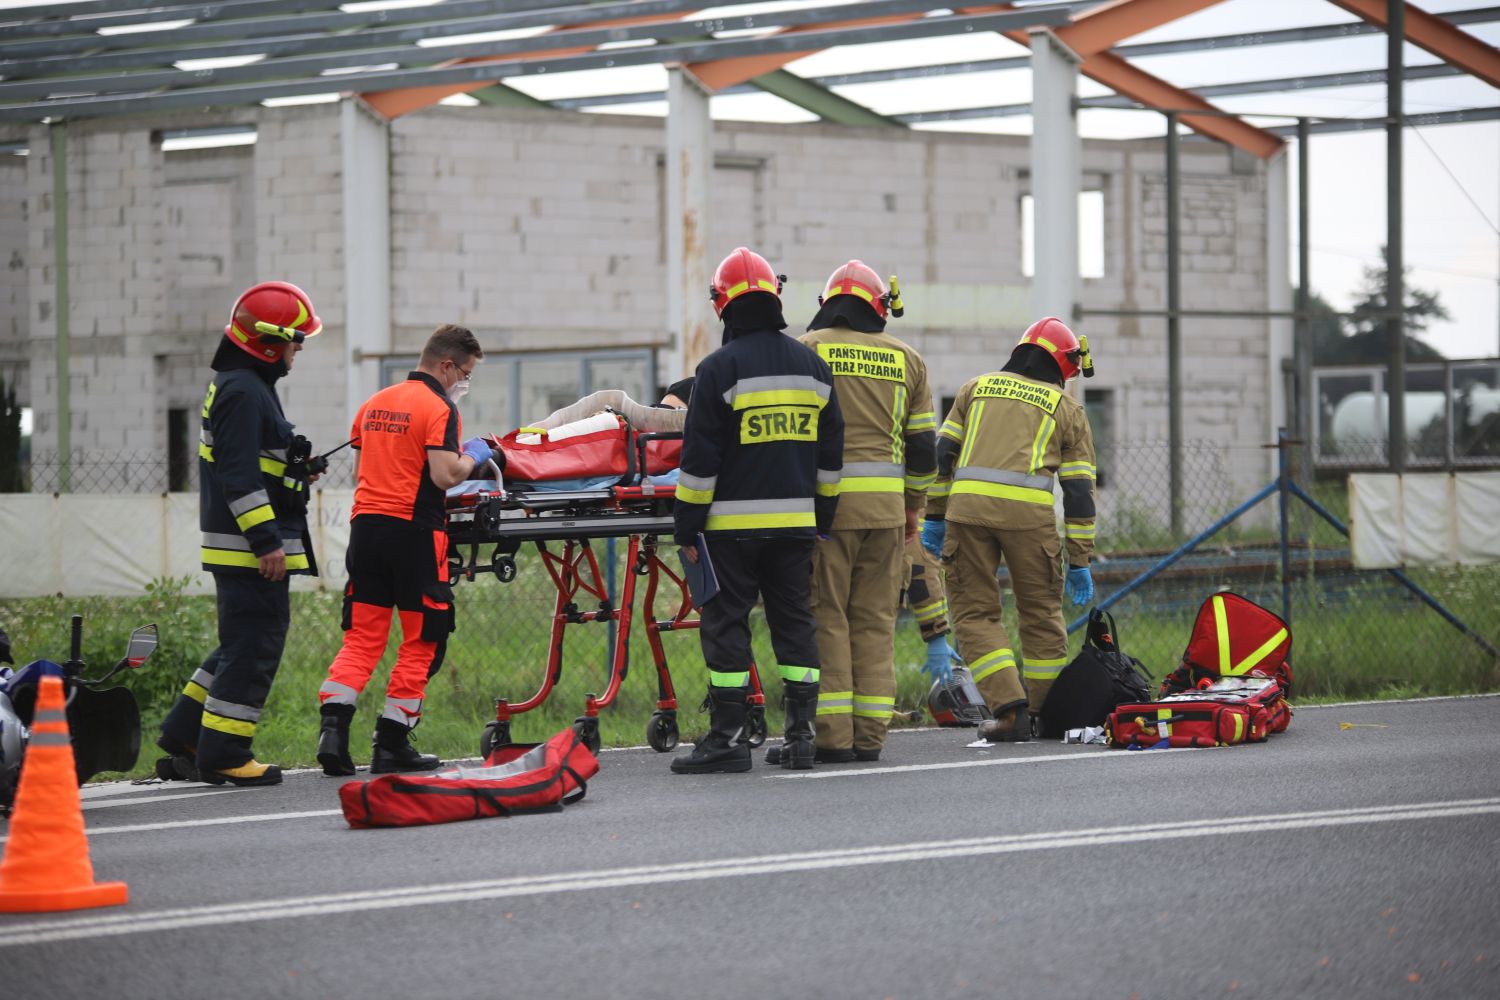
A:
0;809;342;845
770;745;1196;779
82;789;251;811
1;797;1495;946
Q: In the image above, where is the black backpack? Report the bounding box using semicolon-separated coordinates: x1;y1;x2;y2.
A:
1038;609;1153;739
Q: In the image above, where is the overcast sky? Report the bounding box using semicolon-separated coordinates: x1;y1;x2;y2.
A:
3;0;1497;359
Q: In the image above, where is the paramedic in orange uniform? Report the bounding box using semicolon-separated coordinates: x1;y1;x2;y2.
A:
315;324;493;775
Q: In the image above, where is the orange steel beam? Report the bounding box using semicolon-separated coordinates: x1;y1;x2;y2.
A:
362;13;688;119
1326;0;1500;88
687;5;1014;92
1056;0;1228;57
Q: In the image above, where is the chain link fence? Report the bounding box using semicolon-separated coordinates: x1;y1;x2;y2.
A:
7;439;1498;747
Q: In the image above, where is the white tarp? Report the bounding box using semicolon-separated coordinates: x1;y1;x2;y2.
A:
0;490;356;598
1349;472;1500;568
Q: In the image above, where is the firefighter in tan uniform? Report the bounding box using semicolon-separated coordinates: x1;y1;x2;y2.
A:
792;262;938;762
904;535;960;676
923;317;1097;742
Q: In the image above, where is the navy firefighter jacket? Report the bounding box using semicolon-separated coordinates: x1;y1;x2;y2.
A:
673;327;844;545
197;366;318;577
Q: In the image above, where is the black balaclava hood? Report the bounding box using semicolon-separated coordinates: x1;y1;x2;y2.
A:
720;291;787;344
212;336;287;383
657;376;695;407
806;295;885;334
1002;342;1064;387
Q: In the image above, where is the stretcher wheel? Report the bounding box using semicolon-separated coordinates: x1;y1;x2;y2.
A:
646;711;679;753
573;716;602;756
479;720;510;759
494;555;517;583
746;704;768;748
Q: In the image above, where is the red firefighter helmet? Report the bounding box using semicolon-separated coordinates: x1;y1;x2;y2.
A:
1015;316;1090;381
819;260;891;318
224;281;322;363
926;666;992;727
709;247;783;318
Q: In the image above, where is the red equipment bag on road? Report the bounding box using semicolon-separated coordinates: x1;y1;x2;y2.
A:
1106;592;1293;749
339;727;600;829
498;419;682;484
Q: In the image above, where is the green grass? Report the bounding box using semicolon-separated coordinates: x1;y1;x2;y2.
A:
4;555;1496;781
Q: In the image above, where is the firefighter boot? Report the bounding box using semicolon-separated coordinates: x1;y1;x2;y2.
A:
370;718;441;774
671;687;752;774
976;701;1032;743
779;680;820;770
317;703;357;777
199;760;283;786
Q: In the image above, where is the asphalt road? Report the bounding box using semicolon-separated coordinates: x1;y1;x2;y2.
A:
3;695;1498;999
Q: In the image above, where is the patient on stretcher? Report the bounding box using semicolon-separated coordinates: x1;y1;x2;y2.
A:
448;383;691;496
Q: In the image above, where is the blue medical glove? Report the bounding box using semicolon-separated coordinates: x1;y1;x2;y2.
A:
462;436;493;469
922;635;954;682
1066;565;1094;606
920;518;946;560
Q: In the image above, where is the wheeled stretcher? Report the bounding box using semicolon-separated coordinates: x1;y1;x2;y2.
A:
445;404;769;755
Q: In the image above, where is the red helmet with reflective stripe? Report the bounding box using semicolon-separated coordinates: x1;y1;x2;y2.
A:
709;247;783;318
1016;316;1084;381
819;260;889;318
225;281;322;363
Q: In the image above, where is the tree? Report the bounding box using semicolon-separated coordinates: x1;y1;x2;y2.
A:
0;370;21;492
1313;245;1450;366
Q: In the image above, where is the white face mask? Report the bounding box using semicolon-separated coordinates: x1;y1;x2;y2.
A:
447;378;470;403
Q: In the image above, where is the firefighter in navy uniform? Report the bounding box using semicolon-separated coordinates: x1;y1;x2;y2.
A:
155;281;323;787
790;261;936;763
924;317;1097;742
671;247;844;774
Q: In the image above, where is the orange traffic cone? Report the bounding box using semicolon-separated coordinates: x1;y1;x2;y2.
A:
0;674;128;912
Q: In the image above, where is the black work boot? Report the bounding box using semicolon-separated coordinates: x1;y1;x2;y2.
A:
671;687;752;774
317;703;357;777
370;718;441;774
778;680;820;770
154;736;197;781
764;744;854;765
976;702;1032;743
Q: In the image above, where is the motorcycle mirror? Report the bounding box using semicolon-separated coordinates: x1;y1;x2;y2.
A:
124;624;158;668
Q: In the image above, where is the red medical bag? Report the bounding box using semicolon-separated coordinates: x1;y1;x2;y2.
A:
498;419;682;484
339;727;600;829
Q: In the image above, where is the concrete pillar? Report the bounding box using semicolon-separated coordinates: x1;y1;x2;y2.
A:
665;66;713;382
1028;28;1082;325
1265;149;1293;481
340;98;391;419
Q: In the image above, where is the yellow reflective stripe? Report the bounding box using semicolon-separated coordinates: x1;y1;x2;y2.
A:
732;389;828;410
1022;656;1068;680
183;680;208;704
907;411;937;432
723;280;750;299
970;648;1016;683
840;476;903;493
913;601;945;622
1029;416;1056;476
854;695;896;719
817;704;854;716
1065;523;1096;539
928;481;951;498
1227;627;1289;677
818;690;854;716
235;505;275;531
1230;712;1244;743
202;549;309;570
1213;595;1232;673
259;456;287;476
939;418;964;441
958;401;985;468
202;712;256;738
905;471;937;490
890;385;906;464
756;278;779;293
1157;707;1173;739
676;486;714;504
704;512;817;531
779;665;819;683
198;440;215;462
1058;461;1096;479
709;671;750;687
1035;335;1058;354
816;481;840;498
950;480;1054;506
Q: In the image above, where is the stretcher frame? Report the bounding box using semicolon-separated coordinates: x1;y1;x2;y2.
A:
445;432;768;755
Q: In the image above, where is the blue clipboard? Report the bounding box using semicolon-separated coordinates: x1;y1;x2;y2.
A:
678;533;719;608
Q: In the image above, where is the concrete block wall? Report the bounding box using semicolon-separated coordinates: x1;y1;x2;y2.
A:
0;157;27;384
